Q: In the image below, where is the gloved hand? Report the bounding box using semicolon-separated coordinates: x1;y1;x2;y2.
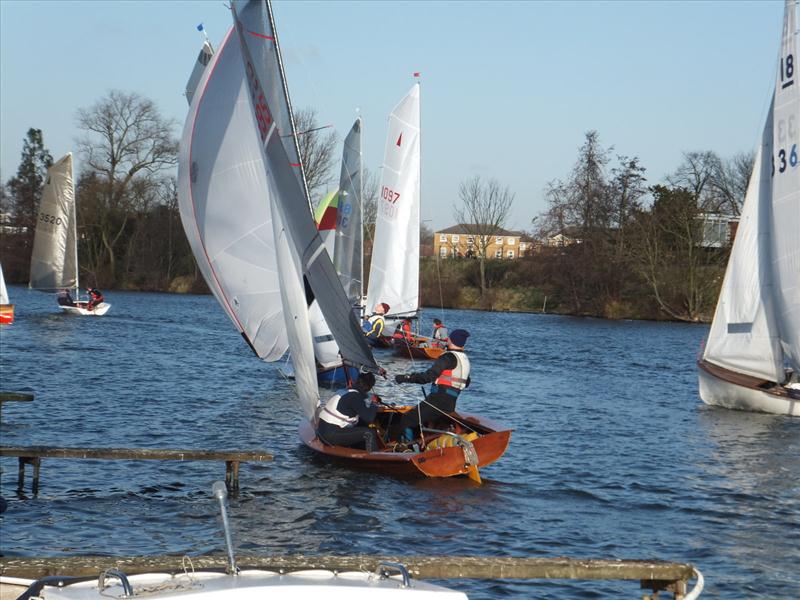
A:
395;374;410;384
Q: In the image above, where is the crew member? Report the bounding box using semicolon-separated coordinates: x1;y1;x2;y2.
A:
316;373;380;451
431;318;448;347
392;318;413;342
392;328;471;440
86;288;104;310
362;302;389;343
57;289;75;307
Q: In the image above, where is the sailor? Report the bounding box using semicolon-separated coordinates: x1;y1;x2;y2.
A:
86;288;104;310
392;318;413;342
57;289;75;307
362;302;389;342
316;372;380;451
392;328;471;440
431;318;448;347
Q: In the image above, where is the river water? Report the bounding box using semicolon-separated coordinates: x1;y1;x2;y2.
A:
1;286;798;598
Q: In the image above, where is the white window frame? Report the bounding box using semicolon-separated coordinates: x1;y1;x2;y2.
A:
496;236;503;245
495;249;502;258
439;234;447;242
452;234;460;242
466;235;474;244
507;250;515;259
439;246;448;258
508;237;515;245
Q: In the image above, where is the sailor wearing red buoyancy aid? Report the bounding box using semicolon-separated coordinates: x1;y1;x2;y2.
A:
316;373;380;451
391;329;471;440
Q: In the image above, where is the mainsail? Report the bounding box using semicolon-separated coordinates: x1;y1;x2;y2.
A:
334;118;364;306
366;84;421;318
0;264;9;305
177;27;288;361
231;0;379;374
29;153;79;292
703;0;799;381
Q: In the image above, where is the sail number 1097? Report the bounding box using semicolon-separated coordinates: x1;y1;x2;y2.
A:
381;186;400;204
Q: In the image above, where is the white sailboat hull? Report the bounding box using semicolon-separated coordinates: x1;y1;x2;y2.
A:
60;302;111;317
698;362;799;417
0;569;467;599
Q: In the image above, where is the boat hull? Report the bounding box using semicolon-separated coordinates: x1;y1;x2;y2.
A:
697;360;799;417
0;304;14;324
317;364;359;387
392;336;445;360
299;412;512;478
60;302;111;316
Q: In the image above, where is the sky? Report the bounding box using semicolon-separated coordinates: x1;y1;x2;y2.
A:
0;0;788;232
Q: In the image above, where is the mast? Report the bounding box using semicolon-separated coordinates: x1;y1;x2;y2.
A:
265;0;312;210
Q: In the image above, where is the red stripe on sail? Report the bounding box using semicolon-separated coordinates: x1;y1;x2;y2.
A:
396;133;403;147
290;163;301;167
247;30;275;40
317;207;337;231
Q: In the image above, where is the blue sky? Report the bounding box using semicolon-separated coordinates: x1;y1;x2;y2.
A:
0;1;786;231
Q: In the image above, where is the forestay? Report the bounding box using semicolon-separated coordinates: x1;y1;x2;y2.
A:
29;153;79;292
703;0;800;381
231;0;379;374
177;28;288;361
366;84;421;318
335;118;364;306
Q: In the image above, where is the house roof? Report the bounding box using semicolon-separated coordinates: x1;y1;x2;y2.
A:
436;224;523;236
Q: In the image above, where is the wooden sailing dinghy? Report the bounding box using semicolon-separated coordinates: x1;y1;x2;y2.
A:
698;0;799;417
392;334;446;360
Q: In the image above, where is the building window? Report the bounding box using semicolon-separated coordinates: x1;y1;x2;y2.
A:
439;246;447;258
495;249;502;258
507;250;515;259
496;236;503;245
452;234;459;242
466;235;474;244
439;234;446;242
508;237;515;245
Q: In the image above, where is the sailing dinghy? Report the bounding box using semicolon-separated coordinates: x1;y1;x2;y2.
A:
0;264;14;324
28;153;111;316
698;0;799;417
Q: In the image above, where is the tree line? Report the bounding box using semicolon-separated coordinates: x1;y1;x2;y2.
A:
1;91;746;322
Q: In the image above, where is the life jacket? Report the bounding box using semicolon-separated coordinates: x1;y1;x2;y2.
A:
433;324;448;340
433;351;470;394
364;314;385;338
393;320;412;340
318;389;360;428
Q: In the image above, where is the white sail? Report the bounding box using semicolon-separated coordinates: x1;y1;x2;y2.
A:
335;118;364;305
702;142;784;382
703;0;799;383
0;264;9;305
177;27;288;361
769;0;800;373
185;40;214;105
29;153;78;292
273;201;319;417
231;0;379;374
366;84;421;318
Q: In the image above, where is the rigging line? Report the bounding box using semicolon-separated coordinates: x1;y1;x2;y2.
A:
415;394;478;434
435;251;445;322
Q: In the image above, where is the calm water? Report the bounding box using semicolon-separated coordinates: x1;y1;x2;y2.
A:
1;286;798;598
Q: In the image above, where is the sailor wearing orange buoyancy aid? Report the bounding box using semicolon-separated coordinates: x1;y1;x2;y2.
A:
391;329;471;439
316;373;380;451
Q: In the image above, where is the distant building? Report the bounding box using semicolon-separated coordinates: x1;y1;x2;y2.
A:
698;213;739;248
434;224;530;259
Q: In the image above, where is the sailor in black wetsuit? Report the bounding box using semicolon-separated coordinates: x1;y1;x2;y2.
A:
392;328;471;440
316;372;379;451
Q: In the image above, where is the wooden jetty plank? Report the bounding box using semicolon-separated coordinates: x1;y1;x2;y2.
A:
0;392;35;403
0;554;696;583
0;447;273;493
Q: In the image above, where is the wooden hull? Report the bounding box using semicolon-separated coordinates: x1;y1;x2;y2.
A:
697;359;799;417
369;335;393;349
392;336;445;360
299;412;512;479
60;302;111;316
0;304;14;324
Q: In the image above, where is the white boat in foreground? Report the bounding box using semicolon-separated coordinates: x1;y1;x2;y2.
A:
698;0;799;417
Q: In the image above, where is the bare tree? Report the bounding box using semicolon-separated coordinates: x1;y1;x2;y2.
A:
294;107;338;206
75;90;178;284
708;150;755;216
454;175;514;298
